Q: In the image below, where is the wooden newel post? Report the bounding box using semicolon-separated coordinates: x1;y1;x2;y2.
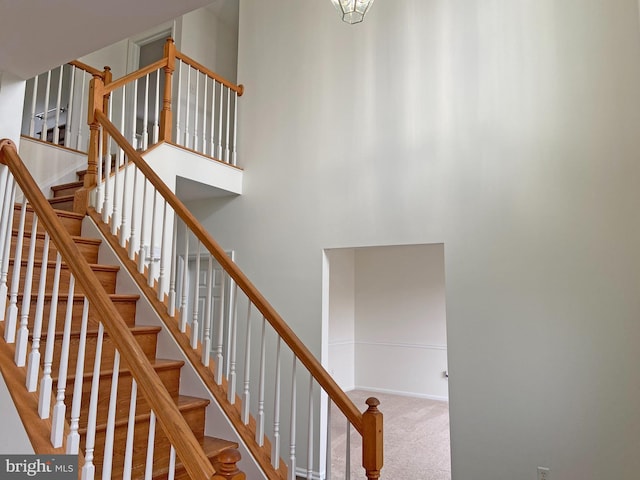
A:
159;37;176;143
74;74;105;214
211;449;245;480
362;397;383;480
101;66;112;159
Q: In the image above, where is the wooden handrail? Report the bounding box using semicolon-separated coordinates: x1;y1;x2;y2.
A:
95;110;363;433
69;60;105;78
103;58;169;95
0;139;216;480
175;50;244;96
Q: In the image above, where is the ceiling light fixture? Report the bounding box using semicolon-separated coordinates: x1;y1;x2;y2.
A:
331;0;375;24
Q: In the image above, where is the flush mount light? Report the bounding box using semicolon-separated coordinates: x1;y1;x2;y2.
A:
331;0;375;24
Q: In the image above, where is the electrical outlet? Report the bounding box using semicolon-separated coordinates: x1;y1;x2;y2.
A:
537;467;550;480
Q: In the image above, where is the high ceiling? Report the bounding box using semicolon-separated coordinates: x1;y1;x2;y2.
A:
0;0;215;79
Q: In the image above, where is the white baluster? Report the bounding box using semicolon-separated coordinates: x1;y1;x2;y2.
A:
144;411;157;480
242;302;252;424
179;225;189;332
102;135;112;223
227;282;239;403
80;321;103;480
289;358;297;480
128;166;139;260
176;60;183;144
53;65;64;145
101;351;120;479
201;75;208;154
225;278;237;379
111;145;122;235
148;188;157;287
67;297;90;454
190;241;201;348
225;87;231;163
184;66;191;148
0;177;16;319
64;65;75;149
25;232;49;390
142;73;150;151
119;88;129;243
215;269;226;382
131;78;139;147
193;70;199;151
210;80;216;156
153;69;160;145
76;73;86;150
5;198;27;342
40;70;51;141
326;399;332;480
137;179;148;273
345;420;351;480
168;447;177;480
15;211;39;366
51;275;76;448
256;316;266;446
123;380;138;479
217;82;224;159
28;75;39;137
203;255;213;366
232;90;239;166
307;376;314;480
157;200;168;301
168;217;178;316
95;127;103;214
38;254;62;419
272;337;282;468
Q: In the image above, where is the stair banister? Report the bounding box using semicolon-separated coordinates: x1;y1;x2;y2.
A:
0;139;219;480
94;110;384;479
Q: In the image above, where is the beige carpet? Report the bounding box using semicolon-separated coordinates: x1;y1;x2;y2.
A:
330;390;451;480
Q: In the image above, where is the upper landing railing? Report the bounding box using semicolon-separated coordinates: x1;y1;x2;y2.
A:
22;38;243;169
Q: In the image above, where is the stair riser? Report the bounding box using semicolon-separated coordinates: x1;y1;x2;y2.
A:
89;404;207;478
47;197;74;212
12;205;82;236
10;233;100;264
63;364;182;430
51;183;83;198
7;260;118;295
20;295;138;332
45;329;159;377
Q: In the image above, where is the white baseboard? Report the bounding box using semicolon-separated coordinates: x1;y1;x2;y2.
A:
352;385;448;402
295;467;325;480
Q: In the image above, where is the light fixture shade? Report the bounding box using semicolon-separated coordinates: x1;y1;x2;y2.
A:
331;0;375;24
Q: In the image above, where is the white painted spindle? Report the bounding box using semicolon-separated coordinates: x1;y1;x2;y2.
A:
307;376;314;480
153;69;160;145
0;179;16;319
326;399;332;480
193;71;199;150
123;380;138;479
40;70;51;141
168;447;177;480
138;179;148;273
25;232;49;390
176;60;183;143
203;255;213;366
215;269;226;382
51;275;76;448
142;73;150;150
232;90;239;166
256;316;266;446
289;357;297;480
14;212;39;366
76;73;86;150
184;66;191;147
227;282;239;404
144;411;157;480
95;128;103;214
210;80;216;157
345;420;351;480
225;87;231;163
101;351;120;479
64;66;75;149
217;82;224;159
5;198;27;342
53;65;63;144
81;321;103;480
179;225;189;332
242;302;252;424
190;241;201;348
28;75;38;137
202;75;208;153
272;337;282;468
38;254;62;419
128;166;139;259
67;298;90;454
168;217;178;316
157;200;168;301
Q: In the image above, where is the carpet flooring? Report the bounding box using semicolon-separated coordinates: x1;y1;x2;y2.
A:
330;390;451;480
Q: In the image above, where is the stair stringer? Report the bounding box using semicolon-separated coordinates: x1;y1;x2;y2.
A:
81;216;267;480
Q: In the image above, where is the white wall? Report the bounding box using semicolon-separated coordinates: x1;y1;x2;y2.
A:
0;374;33;454
185;0;640;478
354;244;447;400
0;71;25;144
326;248;356;390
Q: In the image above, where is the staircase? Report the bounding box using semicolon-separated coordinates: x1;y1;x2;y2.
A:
0;155;244;479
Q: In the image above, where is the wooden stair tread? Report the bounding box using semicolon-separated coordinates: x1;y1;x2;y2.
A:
40;325;162;340
18;292;139;302
10;229;101;245
14;203;85;220
79;395;211;435
59;358;184;383
150;436;240;480
8;258;119;272
51;180;83;191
